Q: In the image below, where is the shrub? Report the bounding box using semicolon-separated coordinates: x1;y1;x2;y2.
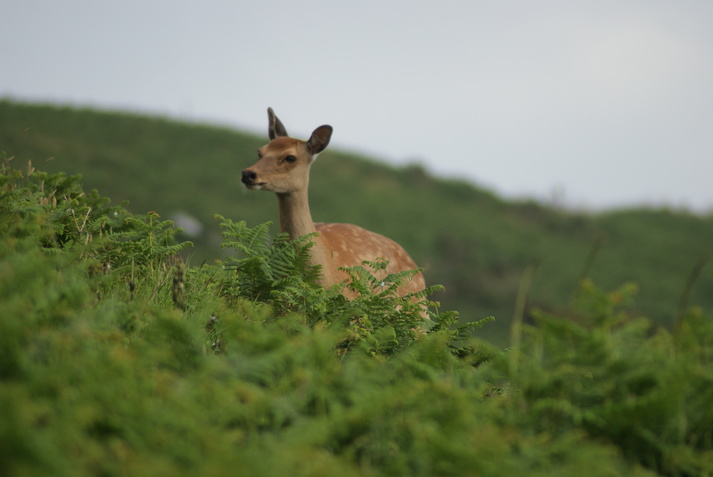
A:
1;156;711;476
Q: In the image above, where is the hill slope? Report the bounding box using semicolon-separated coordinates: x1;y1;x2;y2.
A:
1;99;711;343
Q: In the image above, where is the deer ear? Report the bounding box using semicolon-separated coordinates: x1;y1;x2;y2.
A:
268;107;288;139
306;125;333;155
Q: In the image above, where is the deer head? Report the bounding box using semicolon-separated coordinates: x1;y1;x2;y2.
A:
241;108;332;194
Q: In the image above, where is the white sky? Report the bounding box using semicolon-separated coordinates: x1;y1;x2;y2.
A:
3;0;713;211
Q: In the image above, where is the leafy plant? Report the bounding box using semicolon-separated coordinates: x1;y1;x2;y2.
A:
2;156;712;477
484;280;713;476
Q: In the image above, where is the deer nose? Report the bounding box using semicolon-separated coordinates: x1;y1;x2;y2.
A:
241;169;257;185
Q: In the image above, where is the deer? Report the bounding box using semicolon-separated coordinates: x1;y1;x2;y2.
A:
241;108;426;305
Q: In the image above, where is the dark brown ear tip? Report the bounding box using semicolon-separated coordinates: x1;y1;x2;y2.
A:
267;108;288;139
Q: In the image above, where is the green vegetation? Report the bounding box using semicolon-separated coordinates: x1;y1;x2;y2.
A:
2;147;713;476
1;100;712;345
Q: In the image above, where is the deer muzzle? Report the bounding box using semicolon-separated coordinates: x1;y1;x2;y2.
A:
241;169;257;185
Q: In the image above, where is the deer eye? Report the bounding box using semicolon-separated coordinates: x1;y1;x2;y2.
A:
284;155;297;164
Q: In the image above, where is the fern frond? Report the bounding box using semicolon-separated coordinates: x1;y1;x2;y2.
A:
216;216;273;257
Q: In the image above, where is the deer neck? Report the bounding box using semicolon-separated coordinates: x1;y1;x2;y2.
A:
276;190;317;240
276;190;331;282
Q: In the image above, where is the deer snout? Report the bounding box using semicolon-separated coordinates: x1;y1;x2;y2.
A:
241;169;257;185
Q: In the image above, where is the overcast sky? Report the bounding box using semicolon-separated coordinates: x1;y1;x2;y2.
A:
3;0;713;211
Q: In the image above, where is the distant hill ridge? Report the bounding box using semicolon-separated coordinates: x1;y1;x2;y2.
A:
2;99;711;344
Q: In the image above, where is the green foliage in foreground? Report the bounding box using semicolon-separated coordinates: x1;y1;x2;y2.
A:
2;160;713;476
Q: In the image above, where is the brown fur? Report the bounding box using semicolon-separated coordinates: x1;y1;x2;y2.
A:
314;222;426;297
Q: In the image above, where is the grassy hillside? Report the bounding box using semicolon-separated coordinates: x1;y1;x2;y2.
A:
2;156;713;476
1;100;712;344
